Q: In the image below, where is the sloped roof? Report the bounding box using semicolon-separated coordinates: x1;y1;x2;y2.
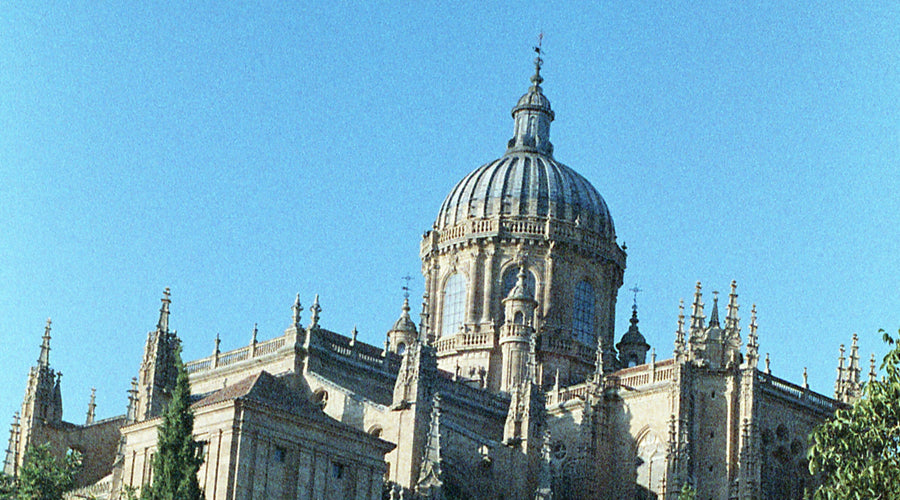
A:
192;371;334;426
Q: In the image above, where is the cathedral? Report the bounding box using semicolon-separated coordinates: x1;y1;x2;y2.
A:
4;54;864;500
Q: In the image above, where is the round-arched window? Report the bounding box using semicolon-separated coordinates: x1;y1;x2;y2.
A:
572;280;595;344
397;343;406;356
312;389;328;409
442;273;467;336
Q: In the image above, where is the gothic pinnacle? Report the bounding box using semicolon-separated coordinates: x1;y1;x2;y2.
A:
157;287;171;333
725;280;740;331
690;282;705;331
38;318;52;367
709;291;720;328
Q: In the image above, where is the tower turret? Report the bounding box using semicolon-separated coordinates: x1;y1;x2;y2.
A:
500;267;538;392
134;288;180;421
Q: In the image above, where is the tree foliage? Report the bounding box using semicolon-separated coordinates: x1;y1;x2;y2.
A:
808;329;900;499
14;443;81;500
141;347;204;500
677;483;696;500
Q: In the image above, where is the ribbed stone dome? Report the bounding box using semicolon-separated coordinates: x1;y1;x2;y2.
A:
433;60;615;241
435;153;615;239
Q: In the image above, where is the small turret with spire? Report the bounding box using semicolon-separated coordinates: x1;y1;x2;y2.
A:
388;278;418;355
617;286;650;367
499;266;539;392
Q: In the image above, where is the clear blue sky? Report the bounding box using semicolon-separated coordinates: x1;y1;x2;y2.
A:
1;2;897;425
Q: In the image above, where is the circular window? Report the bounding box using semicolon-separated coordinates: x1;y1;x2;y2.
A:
551;442;567;460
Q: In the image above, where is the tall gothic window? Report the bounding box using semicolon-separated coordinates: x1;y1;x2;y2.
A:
442;273;467;336
572;280;595;344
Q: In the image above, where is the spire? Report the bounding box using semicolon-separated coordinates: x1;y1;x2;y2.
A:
38;318;52;367
419;292;430;343
85;388;96;425
291;294;303;328
869;353;877;382
157;288;171;333
308;294;321;329
708;291;720;328
725;280;740;331
745;304;759;365
834;344;846;398
689;282;705;331
849;333;861;386
507;39;555;155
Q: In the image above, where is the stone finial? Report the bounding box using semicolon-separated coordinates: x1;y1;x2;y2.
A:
308;294;321;329
251;323;258;344
38;318;52;367
86;388;96;425
291;294;303;328
764;353;771;374
350;326;358;346
803;367;809;389
213;334;221;356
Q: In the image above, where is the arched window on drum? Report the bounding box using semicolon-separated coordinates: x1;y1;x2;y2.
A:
499;267;536;322
572;280;595;344
441;273;467;337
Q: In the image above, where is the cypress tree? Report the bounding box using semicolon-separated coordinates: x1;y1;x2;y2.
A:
142;347;204;500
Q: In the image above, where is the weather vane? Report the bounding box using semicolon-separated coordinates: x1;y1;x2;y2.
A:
533;32;545;69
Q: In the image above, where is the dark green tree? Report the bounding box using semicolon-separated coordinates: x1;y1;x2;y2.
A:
808;329;900;499
15;443;81;500
0;472;17;500
141;347;204;500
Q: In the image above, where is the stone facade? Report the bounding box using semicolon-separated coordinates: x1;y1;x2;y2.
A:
4;56;862;500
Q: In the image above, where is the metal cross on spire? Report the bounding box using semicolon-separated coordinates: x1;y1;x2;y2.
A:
629;285;642;309
401;275;412;299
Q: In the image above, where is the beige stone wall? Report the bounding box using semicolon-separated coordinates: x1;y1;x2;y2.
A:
119;397;389;500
